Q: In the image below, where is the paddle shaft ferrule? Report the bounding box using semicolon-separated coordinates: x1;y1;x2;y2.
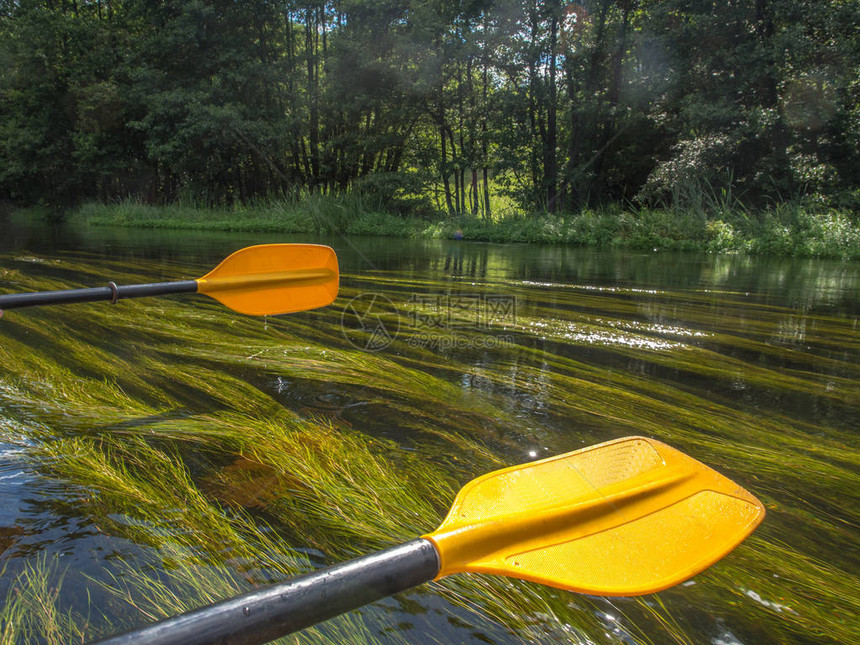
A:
0;280;198;310
92;538;441;645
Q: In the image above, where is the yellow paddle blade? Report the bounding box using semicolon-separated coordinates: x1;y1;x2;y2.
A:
196;244;338;316
425;436;764;596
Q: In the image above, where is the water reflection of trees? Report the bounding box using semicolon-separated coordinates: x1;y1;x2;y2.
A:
353;239;859;316
3;220;857;316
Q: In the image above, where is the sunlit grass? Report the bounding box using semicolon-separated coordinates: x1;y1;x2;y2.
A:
70;198;860;258
34;435;417;643
73;198;427;238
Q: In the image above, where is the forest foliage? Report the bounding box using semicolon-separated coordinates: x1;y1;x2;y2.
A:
0;0;858;220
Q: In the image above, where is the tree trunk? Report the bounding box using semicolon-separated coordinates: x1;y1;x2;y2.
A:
566;0;610;208
545;2;559;212
755;0;788;186
592;0;630;201
439;79;455;216
305;8;320;192
482;62;491;220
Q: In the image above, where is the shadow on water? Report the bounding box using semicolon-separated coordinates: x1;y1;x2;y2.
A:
0;215;858;644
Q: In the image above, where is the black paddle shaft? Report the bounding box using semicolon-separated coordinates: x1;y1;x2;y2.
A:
91;538;441;645
0;280;198;310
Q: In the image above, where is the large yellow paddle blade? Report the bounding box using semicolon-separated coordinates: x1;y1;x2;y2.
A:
196;244;338;316
426;436;764;596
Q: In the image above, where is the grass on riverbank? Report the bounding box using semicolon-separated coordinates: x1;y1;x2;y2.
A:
67;196;860;259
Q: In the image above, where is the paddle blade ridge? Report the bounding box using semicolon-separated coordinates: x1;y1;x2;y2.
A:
427;436;765;596
197;244;338;316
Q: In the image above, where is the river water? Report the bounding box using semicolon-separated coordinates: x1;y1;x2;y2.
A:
0;214;857;644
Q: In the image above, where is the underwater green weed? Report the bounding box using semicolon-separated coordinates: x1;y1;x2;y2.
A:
0;249;857;644
0;554;88;645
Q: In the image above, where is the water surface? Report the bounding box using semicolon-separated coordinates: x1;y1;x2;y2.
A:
0;215;857;644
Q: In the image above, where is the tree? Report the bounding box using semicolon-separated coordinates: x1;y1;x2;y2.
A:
0;0;855;214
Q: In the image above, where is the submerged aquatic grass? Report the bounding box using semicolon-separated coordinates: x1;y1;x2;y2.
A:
0;554;87;645
0;247;857;644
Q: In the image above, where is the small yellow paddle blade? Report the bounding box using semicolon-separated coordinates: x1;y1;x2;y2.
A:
426;436;764;596
197;244;338;316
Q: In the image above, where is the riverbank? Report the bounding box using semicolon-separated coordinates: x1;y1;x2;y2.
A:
64;198;860;259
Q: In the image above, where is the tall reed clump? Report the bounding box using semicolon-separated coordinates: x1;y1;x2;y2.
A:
738;204;860;257
69;192;860;258
73;194;426;237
